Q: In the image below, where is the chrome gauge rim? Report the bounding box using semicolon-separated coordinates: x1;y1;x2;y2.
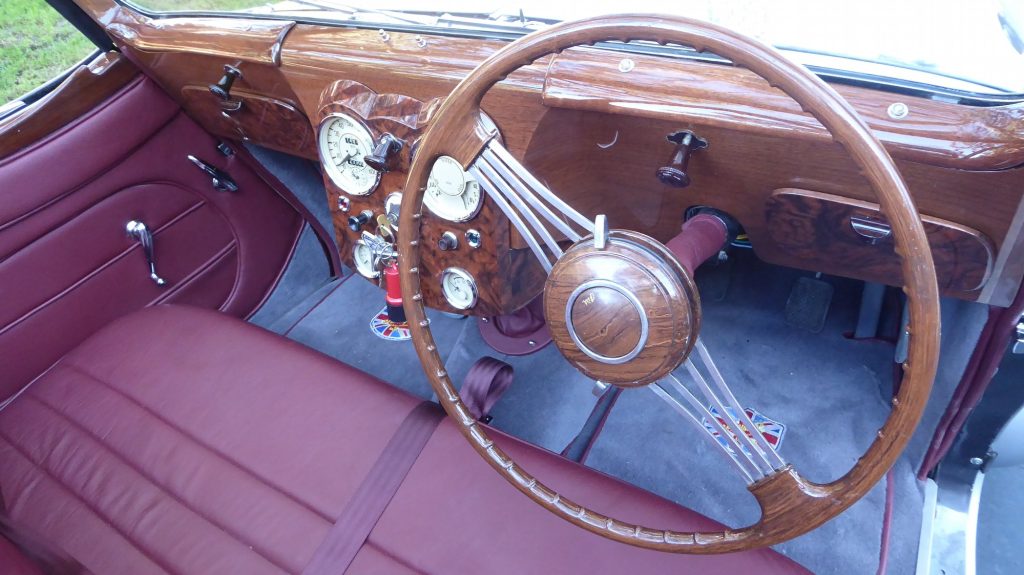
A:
440;267;478;309
424;156;484;222
318;113;380;196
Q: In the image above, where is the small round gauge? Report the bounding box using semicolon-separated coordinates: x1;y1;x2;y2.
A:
424;156;483;222
352;240;379;279
441;267;478;310
318;114;380;196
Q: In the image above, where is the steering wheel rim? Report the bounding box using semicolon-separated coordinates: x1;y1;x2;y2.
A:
399;14;940;553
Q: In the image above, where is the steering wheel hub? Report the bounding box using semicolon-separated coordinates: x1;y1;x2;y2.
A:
544;230;700;387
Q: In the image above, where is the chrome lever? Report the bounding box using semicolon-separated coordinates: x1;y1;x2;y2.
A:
126;220;167;286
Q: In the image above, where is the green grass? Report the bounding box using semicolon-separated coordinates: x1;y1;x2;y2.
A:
0;0;96;104
132;0;269;12
0;0;268;104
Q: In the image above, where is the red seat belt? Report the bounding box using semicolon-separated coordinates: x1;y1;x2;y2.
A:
302;401;444;575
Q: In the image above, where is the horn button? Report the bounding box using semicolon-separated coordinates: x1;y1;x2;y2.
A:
544;230;700;387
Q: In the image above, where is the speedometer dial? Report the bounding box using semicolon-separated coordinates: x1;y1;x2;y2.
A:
318;114;380;196
424;156;482;222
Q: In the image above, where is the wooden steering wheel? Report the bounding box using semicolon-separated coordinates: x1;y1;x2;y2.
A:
399;14;940;553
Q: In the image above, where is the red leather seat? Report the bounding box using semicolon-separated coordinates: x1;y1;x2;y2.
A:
0;306;807;574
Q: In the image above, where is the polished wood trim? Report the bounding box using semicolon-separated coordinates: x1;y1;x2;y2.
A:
317;79;440;140
99;3;295;66
66;2;1024;303
544;230;699;386
0;51;138;160
315;80;542;315
980;194;1024;305
765;188;994;295
544;49;1024;171
180;86;316;157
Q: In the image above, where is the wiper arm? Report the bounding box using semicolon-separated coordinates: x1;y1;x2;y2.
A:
287;0;435;26
435;12;546;33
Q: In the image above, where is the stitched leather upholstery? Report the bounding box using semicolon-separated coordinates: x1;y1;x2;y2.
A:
0;306;807;574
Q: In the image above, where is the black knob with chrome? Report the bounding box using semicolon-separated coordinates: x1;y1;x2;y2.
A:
438;231;459;251
348;210;373;232
656;130;707;188
209;65;242;101
364;133;403;173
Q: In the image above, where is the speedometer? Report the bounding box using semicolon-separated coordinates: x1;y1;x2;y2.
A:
318;113;380;196
424;156;482;222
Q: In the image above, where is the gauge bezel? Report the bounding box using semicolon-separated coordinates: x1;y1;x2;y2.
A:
440;267;479;310
423;156;484;222
352;239;380;279
317;112;381;196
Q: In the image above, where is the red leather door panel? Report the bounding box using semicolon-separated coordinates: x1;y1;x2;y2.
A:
0;56;303;397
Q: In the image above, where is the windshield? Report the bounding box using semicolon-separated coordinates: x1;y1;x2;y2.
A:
127;0;1024;96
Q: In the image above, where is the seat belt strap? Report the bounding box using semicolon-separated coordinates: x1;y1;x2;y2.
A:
302;401;443;575
460;357;514;422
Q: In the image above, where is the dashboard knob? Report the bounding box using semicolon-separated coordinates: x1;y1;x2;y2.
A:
348;210;373;232
656;130;707;189
438;231;459;251
208;64;242;101
364;133;404;173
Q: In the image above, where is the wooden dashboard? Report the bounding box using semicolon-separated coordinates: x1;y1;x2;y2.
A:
76;1;1024;312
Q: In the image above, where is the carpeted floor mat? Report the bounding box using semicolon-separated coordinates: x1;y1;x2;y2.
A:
263;249;985;575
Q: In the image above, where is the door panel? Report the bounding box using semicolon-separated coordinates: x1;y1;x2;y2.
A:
0;53;304;397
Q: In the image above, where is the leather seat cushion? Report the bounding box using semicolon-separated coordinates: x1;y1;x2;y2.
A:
0;306;807;574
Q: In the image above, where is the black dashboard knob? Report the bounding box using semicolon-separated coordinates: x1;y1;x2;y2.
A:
438;231;459;251
364;133;403;173
348;210;373;232
209;65;242;101
656;130;707;189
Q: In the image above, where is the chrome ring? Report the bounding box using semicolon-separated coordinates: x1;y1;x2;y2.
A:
565;279;648;365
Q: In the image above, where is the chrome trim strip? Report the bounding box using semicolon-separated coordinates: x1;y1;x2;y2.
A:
470;165;555;273
481;146;587;242
475;160;564;257
564;279;649;364
694;340;787;470
484;143;595;233
652;377;759;483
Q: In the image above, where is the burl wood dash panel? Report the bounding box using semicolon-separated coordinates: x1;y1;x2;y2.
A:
69;0;1024;307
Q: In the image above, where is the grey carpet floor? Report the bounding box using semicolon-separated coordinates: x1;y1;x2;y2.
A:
257;249;987;575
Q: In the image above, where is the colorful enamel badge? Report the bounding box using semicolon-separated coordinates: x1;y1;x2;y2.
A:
701;405;786;456
369;306;411;341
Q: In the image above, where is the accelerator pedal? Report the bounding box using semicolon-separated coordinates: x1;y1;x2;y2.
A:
785;274;834;333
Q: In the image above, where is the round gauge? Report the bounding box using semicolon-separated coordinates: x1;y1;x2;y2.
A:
352;240;379;279
441;267;478;310
318;114;380;196
424;156;483;222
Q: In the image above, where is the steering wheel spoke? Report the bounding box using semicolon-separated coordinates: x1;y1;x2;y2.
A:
651;339;787;484
470;141;593;272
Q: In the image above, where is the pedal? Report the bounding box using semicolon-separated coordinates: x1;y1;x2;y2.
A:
785;275;834;333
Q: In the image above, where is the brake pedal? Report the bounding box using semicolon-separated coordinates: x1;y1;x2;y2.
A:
785;274;833;333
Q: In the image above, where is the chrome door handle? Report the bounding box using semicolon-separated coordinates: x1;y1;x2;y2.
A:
850;215;892;245
126;220;167;286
